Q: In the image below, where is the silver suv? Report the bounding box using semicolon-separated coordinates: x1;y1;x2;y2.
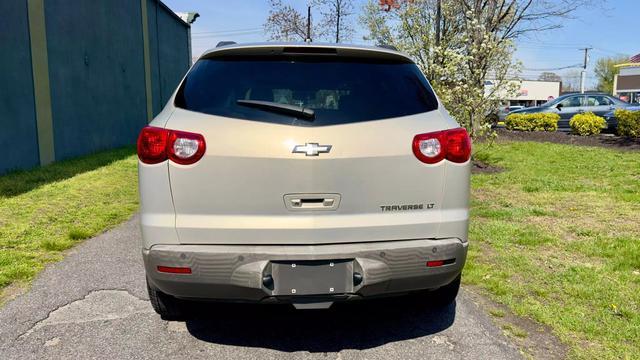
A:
137;43;471;318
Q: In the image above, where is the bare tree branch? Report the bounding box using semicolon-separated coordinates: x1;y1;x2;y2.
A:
264;0;308;41
265;0;356;43
314;0;356;43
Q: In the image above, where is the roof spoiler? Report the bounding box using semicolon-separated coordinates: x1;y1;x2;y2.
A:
377;44;398;51
201;43;414;63
216;41;237;48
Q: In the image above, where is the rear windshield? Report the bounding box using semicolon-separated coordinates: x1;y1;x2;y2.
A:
174;55;439;126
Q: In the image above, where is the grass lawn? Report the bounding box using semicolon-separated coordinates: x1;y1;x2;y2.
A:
466;141;640;359
0;147;139;301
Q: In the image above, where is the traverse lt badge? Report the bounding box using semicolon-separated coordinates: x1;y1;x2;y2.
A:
292;143;332;156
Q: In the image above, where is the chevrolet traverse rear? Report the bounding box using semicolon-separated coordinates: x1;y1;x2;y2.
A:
138;43;471;318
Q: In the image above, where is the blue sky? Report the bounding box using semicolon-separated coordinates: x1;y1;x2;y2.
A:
164;0;639;87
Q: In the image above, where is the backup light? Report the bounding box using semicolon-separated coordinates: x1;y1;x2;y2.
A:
167;130;206;165
418;138;441;158
172;138;200;159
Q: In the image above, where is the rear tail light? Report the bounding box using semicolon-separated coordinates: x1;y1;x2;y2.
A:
167;130;206;165
137;126;206;165
137;127;169;164
412;128;471;164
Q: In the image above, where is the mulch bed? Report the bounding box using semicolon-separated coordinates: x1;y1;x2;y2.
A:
471;160;503;174
494;128;640;151
472;129;640;174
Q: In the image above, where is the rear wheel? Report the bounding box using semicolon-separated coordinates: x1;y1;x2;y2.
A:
147;280;186;320
415;273;461;306
432;273;461;305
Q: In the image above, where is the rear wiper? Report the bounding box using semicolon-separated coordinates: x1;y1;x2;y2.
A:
236;100;315;120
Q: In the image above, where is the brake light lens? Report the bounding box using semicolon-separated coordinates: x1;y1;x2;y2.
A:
137;127;169;164
137;126;206;165
413;128;471;164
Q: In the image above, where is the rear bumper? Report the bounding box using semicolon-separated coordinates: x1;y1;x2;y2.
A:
143;238;468;303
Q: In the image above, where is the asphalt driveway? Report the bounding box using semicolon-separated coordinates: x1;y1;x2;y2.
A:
0;215;521;359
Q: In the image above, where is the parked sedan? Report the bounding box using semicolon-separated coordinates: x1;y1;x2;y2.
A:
603;105;640;131
497;105;525;121
509;93;630;130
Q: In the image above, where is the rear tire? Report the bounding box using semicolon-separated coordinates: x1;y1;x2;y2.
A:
424;274;461;306
415;274;462;307
147;280;186;320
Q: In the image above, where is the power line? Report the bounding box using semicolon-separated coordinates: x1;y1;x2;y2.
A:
192;27;263;35
592;48;629;56
518;40;590;47
192;30;264;39
522;63;582;71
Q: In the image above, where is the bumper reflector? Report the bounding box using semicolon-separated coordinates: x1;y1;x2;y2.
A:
157;266;192;274
426;258;456;267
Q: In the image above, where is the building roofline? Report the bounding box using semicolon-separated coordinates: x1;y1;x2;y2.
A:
156;0;191;28
485;79;561;84
614;63;640;68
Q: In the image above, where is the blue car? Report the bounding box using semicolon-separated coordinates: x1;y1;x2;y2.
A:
603;105;640;131
509;93;631;131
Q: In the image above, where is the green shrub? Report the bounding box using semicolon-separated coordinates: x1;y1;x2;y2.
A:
615;109;640;137
505;113;559;132
569;112;607;136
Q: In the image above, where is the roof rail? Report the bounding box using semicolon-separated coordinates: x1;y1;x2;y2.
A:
216;41;237;48
377;44;398;51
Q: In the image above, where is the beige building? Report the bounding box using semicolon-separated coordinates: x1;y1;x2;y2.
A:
485;79;561;107
614;54;640;103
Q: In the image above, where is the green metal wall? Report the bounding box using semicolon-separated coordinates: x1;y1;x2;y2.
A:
0;0;40;174
147;0;191;115
45;0;148;160
0;0;191;174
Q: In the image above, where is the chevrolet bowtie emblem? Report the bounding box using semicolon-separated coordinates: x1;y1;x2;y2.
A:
292;143;332;156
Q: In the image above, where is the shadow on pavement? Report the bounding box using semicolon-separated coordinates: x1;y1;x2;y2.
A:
184;294;456;352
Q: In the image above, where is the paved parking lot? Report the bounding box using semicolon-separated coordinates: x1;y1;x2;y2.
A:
0;215;521;360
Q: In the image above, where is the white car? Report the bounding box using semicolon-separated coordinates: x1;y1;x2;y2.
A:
137;43;471;318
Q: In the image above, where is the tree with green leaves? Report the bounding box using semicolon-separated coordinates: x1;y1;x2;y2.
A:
594;55;628;95
361;0;597;138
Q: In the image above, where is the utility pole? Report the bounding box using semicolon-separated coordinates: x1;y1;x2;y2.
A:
435;0;442;46
335;1;340;43
305;6;312;42
579;47;592;94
